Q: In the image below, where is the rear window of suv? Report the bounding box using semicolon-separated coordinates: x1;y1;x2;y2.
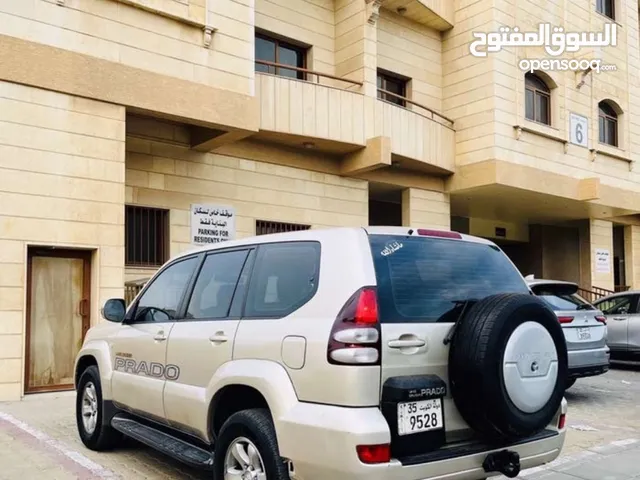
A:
368;234;529;323
529;283;595;311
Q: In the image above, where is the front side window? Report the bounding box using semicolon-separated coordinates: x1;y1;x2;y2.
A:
255;33;306;80
599;101;618;147
244;242;321;318
595;295;635;315
186;250;249;320
369;235;529;324
525;73;551;125
133;256;199;323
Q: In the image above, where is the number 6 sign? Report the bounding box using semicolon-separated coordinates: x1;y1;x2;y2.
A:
570;113;588;147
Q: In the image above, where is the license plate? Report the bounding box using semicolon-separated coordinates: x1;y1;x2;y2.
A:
577;327;591;340
397;398;443;435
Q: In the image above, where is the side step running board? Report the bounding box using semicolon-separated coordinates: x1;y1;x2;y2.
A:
111;415;213;470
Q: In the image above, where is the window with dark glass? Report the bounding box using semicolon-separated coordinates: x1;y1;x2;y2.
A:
599;101;618;147
186;250;249;320
377;70;408;107
255;33;306;80
596;0;615;19
525;73;551;125
125;205;169;267
244;242;321;318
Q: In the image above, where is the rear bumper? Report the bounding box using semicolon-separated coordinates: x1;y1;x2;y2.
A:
278;398;567;480
567;347;610;378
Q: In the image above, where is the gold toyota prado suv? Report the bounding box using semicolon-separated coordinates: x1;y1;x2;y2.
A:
74;226;568;480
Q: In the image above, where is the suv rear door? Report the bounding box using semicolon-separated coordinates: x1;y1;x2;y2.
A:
367;230;531;444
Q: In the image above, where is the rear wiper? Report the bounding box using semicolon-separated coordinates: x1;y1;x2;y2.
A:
576;304;593;310
443;299;477;345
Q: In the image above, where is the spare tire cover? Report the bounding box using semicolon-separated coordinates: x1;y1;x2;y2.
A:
448;292;568;441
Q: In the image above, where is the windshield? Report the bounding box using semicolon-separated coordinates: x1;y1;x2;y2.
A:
530;284;595;311
368;234;530;323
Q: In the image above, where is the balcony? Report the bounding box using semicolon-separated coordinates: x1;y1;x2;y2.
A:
372;89;454;174
382;0;454;31
255;63;454;175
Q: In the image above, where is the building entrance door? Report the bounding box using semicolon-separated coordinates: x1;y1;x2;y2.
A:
25;248;92;393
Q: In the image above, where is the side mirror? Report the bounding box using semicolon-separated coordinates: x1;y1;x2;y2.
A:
101;298;126;323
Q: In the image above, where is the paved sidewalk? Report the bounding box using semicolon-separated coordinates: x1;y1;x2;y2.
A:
492;438;640;480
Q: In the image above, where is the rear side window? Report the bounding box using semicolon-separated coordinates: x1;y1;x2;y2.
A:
530;284;594;311
244;241;320;318
368;235;529;323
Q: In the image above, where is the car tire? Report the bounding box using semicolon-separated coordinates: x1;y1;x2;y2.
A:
213;408;289;480
449;293;568;441
75;365;121;451
565;378;576;390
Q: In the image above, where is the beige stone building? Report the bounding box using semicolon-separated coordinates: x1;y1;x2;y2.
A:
0;0;639;400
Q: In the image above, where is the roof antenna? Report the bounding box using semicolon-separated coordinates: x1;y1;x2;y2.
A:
408;229;414;235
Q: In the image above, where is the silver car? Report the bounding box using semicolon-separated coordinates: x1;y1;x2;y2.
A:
593;291;640;360
526;278;610;389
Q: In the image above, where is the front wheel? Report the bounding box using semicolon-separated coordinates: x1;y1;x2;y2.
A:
213;409;289;480
76;365;121;450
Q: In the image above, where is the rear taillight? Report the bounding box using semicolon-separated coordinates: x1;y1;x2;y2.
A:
356;444;391;464
327;287;381;366
416;228;462;239
558;316;574;324
595;315;607;325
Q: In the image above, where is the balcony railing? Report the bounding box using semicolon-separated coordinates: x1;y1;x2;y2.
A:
255;60;363;89
577;285;630;304
125;278;149;306
377;88;453;128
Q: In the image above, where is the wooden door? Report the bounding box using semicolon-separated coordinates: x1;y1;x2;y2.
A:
25;249;92;393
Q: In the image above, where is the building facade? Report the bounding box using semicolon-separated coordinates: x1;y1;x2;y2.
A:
0;0;639;400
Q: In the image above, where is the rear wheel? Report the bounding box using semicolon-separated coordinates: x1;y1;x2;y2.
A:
449;293;568;441
213;409;289;480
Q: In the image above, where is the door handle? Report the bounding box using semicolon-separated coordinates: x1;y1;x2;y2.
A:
388;338;426;349
78;299;89;317
209;333;228;344
153;331;167;341
613;317;627;321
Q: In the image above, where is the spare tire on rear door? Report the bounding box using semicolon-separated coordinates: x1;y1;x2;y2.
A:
448;292;568;441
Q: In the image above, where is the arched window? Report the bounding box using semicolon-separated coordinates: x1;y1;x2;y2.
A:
525;73;551;125
598;101;618;147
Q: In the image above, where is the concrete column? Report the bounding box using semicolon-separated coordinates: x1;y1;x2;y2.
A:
624;225;640;289
334;0;379;96
579;219;614;291
401;188;450;230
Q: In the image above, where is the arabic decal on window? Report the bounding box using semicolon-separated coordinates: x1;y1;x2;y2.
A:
381;241;403;257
